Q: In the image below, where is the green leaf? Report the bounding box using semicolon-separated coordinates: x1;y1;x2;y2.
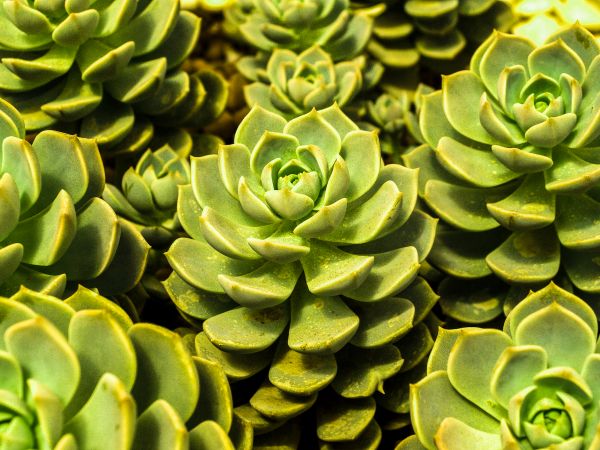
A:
189;420;235;450
447;329;511;419
545;148;600;193
350;246;420;301
332;345;404;398
104;0;178;56
349;297;415;348
491;145;553;173
283;109;341;166
528;39;586;83
0;244;23;287
132;400;188;450
46;199;119;280
166;238;260;294
0;173;20;241
556;195;600;250
435;137;518;187
438;276;505;324
195;332;272;382
189;357;233;433
442;71;498;145
316;395;375;442
105;58;167;104
486;228;560;284
3;45;77;82
301;241;374;296
234;106;287;151
65;373;135;450
424;180;505;232
339;130;381;202
203;304;289;353
77;39;135;83
487;173;555;231
269;339;337;395
218;261;302;308
52;10;99;47
288;287;359;354
130;324;199;422
524;114;577;148
434;417;501;450
410;371;500;450
563;248;600;293
515;303;596;371
6;317;80;406
250;381;317;421
5;190;76;266
250;131;299;174
66;310;136;418
80;98;134;148
10;287;73;336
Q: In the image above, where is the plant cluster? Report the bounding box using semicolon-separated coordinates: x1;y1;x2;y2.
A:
2;0;600;449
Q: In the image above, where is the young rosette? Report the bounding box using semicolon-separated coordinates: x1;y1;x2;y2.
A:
165;104;438;447
237;46;383;120
398;283;600;450
0;0;228;136
404;23;600;307
0;98;148;297
223;0;373;61
0;286;246;450
103;141;191;248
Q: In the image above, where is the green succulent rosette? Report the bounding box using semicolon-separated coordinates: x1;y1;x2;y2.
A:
398;283;600;450
164;104;439;447
362;84;431;163
0;0;228;138
0;285;247;450
510;0;600;45
223;0;374;61
361;0;514;75
404;23;600;311
0;98;148;297
103;140;191;248
237;46;383;120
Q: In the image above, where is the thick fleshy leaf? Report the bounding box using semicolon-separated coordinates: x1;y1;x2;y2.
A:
204;304;289;353
555;195;600;250
514;303;595;370
528;39;586;83
301;242;374;296
438;276;505;324
130;324;199;422
447;329;510;419
189;420;235;450
65;373;136;450
289;287;359;355
234;106;287;151
5;317;80;406
434;417;501;450
316;395;375;442
218;261;302;308
332;345;404;398
339;130;380;201
190;357;233;433
269;339;337;395
410;371;500;450
250;381;317;421
283;109;341;166
486;228;560;284
435;137;518;187
195;332;272;381
132;400;188;450
349;297;415;348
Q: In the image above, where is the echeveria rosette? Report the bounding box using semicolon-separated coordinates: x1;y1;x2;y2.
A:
223;0;374;61
398;283;600;450
0;0;228;137
103;143;191;248
362;84;431;163
364;0;514;77
0;286;246;450
510;0;600;45
0;98;148;297
165;104;438;447
237;46;384;120
404;24;600;311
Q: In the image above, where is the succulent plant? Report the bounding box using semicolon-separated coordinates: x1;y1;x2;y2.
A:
0;0;228;137
103;141;191;248
0;98;148;297
398;283;600;450
164;104;439;447
237;46;383;120
404;23;600;308
359;0;514;76
223;0;374;61
510;0;600;45
0;285;247;449
362;84;431;162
